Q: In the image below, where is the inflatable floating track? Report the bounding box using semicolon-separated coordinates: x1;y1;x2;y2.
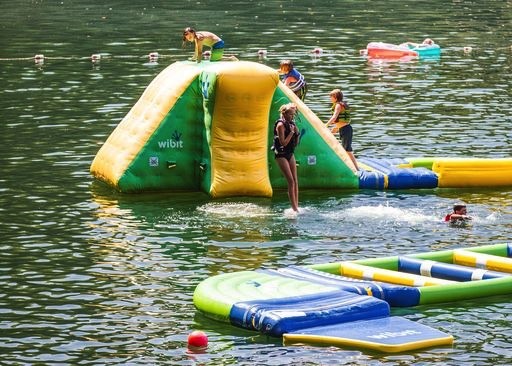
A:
193;243;512;353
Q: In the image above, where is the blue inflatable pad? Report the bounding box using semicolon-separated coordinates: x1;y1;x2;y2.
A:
283;316;453;353
229;290;390;337
259;266;421;307
398;256;509;281
359;157;438;189
358;169;386;189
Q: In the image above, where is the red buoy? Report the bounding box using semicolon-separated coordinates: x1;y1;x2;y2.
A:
187;330;208;350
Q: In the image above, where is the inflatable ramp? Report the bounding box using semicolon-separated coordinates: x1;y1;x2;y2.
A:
193;270;453;353
90;61;358;196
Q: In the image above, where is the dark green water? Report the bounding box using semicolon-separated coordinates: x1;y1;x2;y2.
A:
1;1;511;364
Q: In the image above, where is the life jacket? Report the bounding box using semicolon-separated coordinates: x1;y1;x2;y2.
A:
329;102;351;133
280;69;307;100
331;101;351;123
272;119;297;154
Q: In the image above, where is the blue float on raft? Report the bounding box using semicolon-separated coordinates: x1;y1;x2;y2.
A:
260;266;421;307
408;43;441;58
358;157;439;189
230;290;389;337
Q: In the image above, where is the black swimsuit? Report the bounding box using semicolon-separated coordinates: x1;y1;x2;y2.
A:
272;119;297;161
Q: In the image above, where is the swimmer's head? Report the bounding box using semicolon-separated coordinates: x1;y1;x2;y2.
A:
453;203;467;214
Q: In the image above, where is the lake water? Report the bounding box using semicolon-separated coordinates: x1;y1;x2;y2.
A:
1;0;511;364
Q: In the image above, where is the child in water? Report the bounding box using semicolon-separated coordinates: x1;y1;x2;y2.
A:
182;27;238;62
400;38;435;48
444;203;472;223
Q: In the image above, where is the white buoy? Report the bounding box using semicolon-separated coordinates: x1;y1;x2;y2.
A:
34;54;44;66
257;49;267;57
149;52;159;60
359;49;368;56
312;47;323;55
463;46;472;54
91;54;101;62
203;50;211;59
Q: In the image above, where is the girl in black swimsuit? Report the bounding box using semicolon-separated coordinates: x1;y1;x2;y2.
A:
272;103;300;212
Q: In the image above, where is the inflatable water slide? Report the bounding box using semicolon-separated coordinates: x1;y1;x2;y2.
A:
90;61;512;195
90;61;356;196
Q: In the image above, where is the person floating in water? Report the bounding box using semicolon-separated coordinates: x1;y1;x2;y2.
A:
400;38;435;49
272;103;300;212
182;27;238;62
278;60;307;101
444;203;472;223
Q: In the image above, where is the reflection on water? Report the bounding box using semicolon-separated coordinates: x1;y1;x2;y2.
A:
1;0;512;364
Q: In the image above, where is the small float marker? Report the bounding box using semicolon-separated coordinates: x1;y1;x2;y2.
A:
149;52;159;60
91;54;101;62
359;49;368;56
257;49;267;57
463;46;472;54
203;50;211;60
187;330;208;351
34;54;44;64
312;47;323;55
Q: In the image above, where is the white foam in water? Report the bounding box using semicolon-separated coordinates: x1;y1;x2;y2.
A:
283;207;310;219
482;212;499;223
336;204;436;224
197;202;272;218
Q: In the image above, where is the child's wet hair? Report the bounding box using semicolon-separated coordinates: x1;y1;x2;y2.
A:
280;59;294;69
183;27;196;41
279;103;297;115
329;89;344;102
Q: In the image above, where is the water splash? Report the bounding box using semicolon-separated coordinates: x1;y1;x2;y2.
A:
197;202;272;218
339;204;437;224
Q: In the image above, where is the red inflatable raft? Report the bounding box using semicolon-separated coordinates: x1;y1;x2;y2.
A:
366;42;418;58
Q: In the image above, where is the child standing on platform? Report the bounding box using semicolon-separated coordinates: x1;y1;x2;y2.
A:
325;88;359;171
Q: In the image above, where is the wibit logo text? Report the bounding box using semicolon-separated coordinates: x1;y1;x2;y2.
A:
158;131;183;149
367;329;421;340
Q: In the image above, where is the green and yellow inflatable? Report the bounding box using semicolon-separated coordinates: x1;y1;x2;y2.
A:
90;61;358;196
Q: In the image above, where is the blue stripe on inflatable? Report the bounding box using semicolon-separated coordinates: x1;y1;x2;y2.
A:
229;290;390;337
508;243;512;257
359;158;438;189
358;170;386;189
398;256;507;281
258;267;420;307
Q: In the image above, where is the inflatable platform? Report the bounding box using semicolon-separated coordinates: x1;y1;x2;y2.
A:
90;61;512;196
193;243;512;352
90;60;356;196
